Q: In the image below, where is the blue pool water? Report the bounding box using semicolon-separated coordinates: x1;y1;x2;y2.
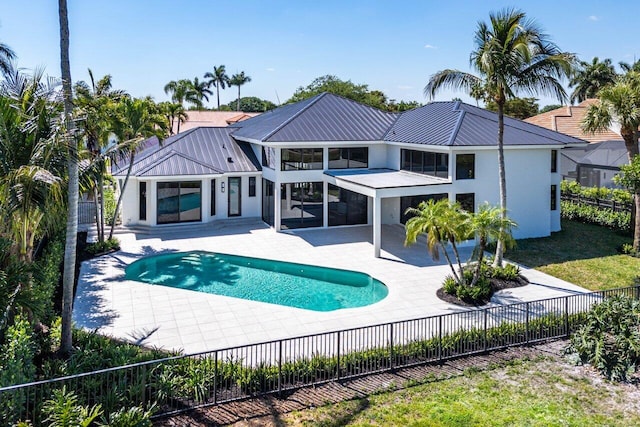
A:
125;251;388;311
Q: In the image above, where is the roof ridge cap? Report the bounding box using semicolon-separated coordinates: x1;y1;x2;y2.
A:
447;101;466;146
262;93;327;142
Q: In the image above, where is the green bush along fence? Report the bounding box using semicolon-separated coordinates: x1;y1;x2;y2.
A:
2;286;639;424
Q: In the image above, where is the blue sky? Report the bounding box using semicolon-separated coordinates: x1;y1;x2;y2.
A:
1;1;639;108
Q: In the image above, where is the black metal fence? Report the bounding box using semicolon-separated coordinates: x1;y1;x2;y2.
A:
561;194;632;213
1;286;638;424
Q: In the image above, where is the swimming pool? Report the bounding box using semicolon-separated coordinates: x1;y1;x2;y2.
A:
125;251;388;311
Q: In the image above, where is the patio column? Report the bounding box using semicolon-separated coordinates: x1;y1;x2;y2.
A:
274;183;282;231
373;195;381;258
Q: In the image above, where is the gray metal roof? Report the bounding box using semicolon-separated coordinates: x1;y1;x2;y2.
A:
385;101;588;147
578;140;629;168
113;127;261;177
233;93;398;142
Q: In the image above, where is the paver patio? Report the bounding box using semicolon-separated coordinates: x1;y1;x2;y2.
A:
73;220;588;354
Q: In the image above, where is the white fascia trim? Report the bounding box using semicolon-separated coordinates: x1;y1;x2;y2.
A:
383;141;452;152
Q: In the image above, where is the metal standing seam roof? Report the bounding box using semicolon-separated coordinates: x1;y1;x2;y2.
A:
577;140;630;167
385;101;588;147
232;93;399;142
112;127;261;177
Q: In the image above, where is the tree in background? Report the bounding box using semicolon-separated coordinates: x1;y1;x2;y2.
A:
569;57;617;104
288;75;419;112
163;79;200;108
582;72;640;252
159;101;188;134
614;155;640;253
539;104;563;114
619;60;640;74
0;39;15;76
221;96;276;112
229;71;252;111
190;76;212;108
486;97;539;119
205;65;230;110
425;8;573;266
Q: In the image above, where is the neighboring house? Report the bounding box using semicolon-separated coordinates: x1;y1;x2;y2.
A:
172;111;260;134
114;93;586;257
524;99;629;187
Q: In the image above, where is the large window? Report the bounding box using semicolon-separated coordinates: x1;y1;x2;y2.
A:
551;150;558;173
280;182;323;229
262;179;275;226
249;176;256;197
157;181;201;224
400;193;448;224
328;147;368;169
456;154;475;180
328;184;367;226
281;148;323;171
401;149;448;178
262;147;276;169
456;193;475;213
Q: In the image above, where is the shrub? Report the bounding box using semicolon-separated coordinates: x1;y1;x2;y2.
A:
560;201;631;232
560;181;633;205
42;387;102;427
103;188;117;226
619;243;640;257
85;238;120;256
101;405;154;427
442;268;492;304
567;295;640;381
492;263;520;281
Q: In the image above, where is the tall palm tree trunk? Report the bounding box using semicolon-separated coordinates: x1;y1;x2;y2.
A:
93;186;102;242
108;152;135;240
59;0;78;356
236;85;241;111
439;241;461;282
99;171;105;241
216;82;221;110
493;99;507;267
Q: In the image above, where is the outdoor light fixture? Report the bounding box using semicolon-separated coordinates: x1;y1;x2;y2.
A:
221;182;225;193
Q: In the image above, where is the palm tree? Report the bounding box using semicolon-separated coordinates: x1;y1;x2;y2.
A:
159;101;188;134
404;199;470;283
425;8;573;266
163;79;199;108
191;76;212;108
205;65;230;110
58;0;77;355
619;60;640;74
229;72;252;111
108;98;168;240
469;203;517;285
75;69;128;242
569;57;617;104
582;72;640;251
0;40;15;76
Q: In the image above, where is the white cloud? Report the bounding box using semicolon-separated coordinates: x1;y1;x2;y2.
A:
588;15;599;21
397;85;413;90
266;67;276;72
424;44;437;49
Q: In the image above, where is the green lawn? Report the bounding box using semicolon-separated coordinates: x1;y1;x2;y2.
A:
281;357;639;426
505;220;639;291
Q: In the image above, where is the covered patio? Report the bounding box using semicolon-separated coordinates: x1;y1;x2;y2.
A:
325;168;452;257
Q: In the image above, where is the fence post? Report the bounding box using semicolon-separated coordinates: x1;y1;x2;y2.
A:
213;351;218;404
525;302;530;344
564;296;570;337
438;315;443;362
278;340;282;396
389;323;394;370
483;309;488;351
336;332;341;382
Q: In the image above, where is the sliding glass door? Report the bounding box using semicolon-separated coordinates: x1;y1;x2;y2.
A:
157;181;202;224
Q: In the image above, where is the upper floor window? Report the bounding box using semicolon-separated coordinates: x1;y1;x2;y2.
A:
401;149;448;178
456;154;475;180
551;184;558;210
281;148;323;171
328;147;368;169
262;147;276;169
551;150;558;173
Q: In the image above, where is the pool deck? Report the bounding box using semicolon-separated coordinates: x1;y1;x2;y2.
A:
73;219;588;354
